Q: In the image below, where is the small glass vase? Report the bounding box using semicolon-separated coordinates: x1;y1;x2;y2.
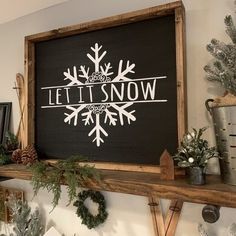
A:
187;166;206;185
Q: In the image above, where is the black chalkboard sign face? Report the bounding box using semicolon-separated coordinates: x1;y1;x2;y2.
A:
27;4;186;167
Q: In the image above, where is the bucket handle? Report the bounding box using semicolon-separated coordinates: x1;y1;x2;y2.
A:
205;99;214;115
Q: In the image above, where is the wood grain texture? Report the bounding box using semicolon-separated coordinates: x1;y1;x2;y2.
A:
24;0;187;172
24;39;35;148
148;196;165;236
45;159;185;175
148;197;183;236
25;1;182;42
175;6;187;142
0;164;236;208
160;150;175;180
165;200;183;236
15;73;25;148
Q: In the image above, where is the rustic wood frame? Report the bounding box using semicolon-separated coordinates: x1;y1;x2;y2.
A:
0;102;12;145
24;1;186;172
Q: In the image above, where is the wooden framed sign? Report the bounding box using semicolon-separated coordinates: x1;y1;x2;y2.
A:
0;102;11;145
24;1;186;169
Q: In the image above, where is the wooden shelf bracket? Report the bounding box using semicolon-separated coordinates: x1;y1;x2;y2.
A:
148;150;183;236
148;196;183;236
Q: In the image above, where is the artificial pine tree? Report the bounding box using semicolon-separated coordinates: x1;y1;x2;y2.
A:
1;198;44;236
204;4;236;96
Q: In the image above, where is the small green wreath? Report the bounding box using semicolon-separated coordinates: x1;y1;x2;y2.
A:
73;190;108;229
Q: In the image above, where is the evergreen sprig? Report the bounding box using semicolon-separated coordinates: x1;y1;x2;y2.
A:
30;156;100;210
0;143;12;165
225;15;236;44
0;132;18;166
204;7;236;95
0;153;12;165
5;131;19;151
173;127;218;168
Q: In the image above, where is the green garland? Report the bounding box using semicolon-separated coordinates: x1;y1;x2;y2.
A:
73;190;108;229
30;156;100;210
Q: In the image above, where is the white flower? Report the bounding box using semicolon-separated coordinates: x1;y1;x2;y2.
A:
186;132;195;140
186;134;192;140
188;157;194;163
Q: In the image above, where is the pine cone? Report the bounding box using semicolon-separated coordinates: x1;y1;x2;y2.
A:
11;149;22;164
21;145;38;166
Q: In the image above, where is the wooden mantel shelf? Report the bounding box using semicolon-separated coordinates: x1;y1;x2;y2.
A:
0;164;235;208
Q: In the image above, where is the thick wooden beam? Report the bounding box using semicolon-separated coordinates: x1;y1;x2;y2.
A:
0;165;234;208
46;159;184;175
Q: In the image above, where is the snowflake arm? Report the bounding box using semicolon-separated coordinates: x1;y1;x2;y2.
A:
88;114;108;147
81;110;94;125
110;103;136;125
63;43;137;147
64;66;83;86
79;65;90;80
113;60;135;82
100;63;113;77
64;105;86;126
87;43;107;72
104;108;117;126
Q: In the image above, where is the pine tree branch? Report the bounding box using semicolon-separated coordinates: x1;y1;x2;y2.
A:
225;15;236;44
30;156;100;210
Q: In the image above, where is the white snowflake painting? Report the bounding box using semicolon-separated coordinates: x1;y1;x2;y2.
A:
63;43;137;147
41;43;167;147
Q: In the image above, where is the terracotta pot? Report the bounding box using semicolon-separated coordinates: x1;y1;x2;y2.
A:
187;166;206;185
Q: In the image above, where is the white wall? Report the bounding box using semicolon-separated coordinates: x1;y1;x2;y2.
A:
0;0;235;235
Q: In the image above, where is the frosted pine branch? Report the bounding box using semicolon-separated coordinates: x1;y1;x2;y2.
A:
27;208;44;235
207;39;229;64
87;43;107;72
88;114;108;146
204;8;236;95
64;105;86;126
3;198;44;236
204;63;236;94
225;15;236;44
111;103;136;125
82;110;94;125
79;65;90;80
113;60;135;82
228;223;236;236
64;66;83;86
198;224;209;236
104;108;117;125
206;40;233;68
100;63;113;76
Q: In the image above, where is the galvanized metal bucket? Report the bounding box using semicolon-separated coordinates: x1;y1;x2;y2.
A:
206;99;236;185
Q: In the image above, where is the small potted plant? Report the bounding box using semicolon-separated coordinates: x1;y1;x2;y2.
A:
173;127;218;185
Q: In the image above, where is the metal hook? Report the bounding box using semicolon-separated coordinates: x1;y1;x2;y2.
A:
205;99;214;115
